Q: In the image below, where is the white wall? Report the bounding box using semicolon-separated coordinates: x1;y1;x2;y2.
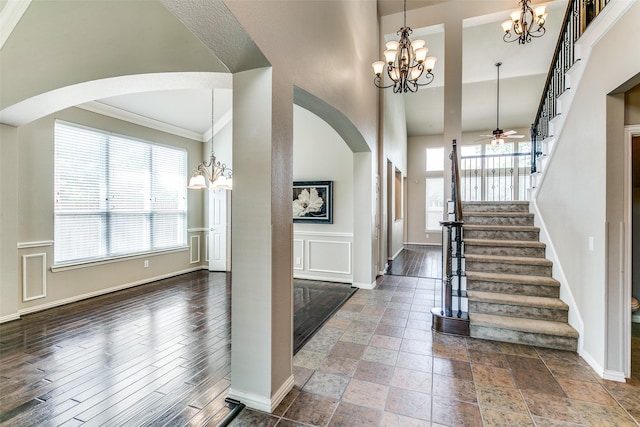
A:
381;92;408;264
293;105;354;283
535;0;640;375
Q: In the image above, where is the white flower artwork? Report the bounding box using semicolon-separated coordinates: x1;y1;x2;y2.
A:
293;188;323;217
292;181;333;223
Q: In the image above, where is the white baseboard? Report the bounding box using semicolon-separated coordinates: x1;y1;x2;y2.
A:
228;374;294;413
17;266;203;317
293;273;352;284
603;369;627;383
352;279;377;290
579;348;615;381
0;313;21;324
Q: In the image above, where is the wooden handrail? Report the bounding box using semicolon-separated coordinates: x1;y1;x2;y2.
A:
451;139;463;221
532;0;610;144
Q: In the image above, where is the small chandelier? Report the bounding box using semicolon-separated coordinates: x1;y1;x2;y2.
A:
187;90;232;190
502;0;547;44
372;0;437;93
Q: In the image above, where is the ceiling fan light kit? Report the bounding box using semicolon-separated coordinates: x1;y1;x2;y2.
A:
480;62;525;146
502;0;547;44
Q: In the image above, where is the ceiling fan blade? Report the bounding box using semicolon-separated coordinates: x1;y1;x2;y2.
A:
504;135;525;139
503;130;517;135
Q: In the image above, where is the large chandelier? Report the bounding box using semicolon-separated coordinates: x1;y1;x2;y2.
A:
501;0;547;44
372;0;437;93
187;90;232;190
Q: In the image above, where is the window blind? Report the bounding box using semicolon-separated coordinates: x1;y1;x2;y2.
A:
54;121;187;264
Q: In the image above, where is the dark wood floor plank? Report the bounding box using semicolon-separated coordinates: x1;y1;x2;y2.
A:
388;244;442;278
0;271;352;425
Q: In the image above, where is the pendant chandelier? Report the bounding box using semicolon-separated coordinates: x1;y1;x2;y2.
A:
372;0;437;93
501;0;547;44
187;90;232;190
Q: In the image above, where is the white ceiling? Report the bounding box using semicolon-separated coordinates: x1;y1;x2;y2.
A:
85;0;567;140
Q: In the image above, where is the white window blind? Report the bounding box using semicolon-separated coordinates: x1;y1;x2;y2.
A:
54;121;187;265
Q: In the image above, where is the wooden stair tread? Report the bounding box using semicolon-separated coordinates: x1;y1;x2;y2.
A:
467;290;568;310
465;253;552;266
464;238;545;248
466;271;559;286
470;313;579;338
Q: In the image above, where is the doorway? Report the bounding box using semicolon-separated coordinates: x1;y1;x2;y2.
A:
208;189;231;271
628;129;640;381
632;134;640;380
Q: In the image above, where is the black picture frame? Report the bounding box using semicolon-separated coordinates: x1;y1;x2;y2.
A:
292;181;333;224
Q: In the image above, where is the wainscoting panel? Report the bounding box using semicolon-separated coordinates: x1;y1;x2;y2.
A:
308;241;351;274
22;253;46;302
293;239;304;271
190;235;201;264
293;232;353;283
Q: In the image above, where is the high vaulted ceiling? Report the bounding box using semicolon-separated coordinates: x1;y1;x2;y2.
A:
83;0;567;141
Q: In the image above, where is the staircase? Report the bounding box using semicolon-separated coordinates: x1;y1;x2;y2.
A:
463;201;579;351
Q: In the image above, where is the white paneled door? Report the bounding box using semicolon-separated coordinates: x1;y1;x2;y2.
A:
209;189;231;271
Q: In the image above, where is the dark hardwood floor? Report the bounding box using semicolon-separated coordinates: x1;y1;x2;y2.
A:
0;271;234;426
0;272;355;426
387;244;442;278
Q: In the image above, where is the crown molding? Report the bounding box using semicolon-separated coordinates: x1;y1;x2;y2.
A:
77;101;206;142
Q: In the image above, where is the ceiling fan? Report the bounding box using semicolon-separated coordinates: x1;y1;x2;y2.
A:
479;62;524;146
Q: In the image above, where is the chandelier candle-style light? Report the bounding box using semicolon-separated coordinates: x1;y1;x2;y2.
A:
502;0;547;44
372;0;437;93
187;90;232;190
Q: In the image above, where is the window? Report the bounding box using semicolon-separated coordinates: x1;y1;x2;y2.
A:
425;147;444;172
425;147;444;230
54;121;187;265
459;141;532;201
425;177;444;230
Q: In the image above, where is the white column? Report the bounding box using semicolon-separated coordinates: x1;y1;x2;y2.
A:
229;67;294;411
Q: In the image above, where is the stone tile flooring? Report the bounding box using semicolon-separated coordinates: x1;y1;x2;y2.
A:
230;275;640;426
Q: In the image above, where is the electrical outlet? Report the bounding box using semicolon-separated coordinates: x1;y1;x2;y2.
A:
144;260;149;268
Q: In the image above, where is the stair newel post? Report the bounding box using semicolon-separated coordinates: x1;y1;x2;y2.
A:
432;140;470;335
454;223;464;318
442;222;453;317
451;139;464;318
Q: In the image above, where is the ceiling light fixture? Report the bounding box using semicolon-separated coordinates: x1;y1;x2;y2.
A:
187;90;232;190
372;0;437;93
482;62;525;146
502;0;547;44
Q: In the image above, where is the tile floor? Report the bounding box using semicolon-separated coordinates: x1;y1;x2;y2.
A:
230;274;640;426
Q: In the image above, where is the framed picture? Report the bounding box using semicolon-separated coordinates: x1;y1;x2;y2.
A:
292;181;333;223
